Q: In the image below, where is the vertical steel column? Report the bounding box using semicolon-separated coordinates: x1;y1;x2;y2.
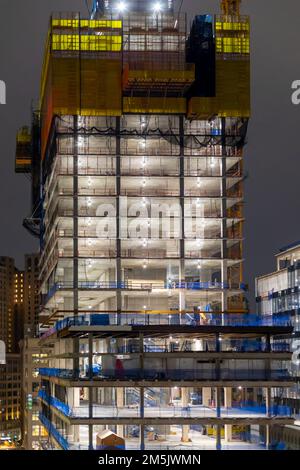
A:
216;333;221;382
73;115;79;315
266;387;272;417
221;117;228;324
88;333;93;448
116;117;121;325
73;115;80;379
139;332;145;450
179;116;185;319
265;334;271;380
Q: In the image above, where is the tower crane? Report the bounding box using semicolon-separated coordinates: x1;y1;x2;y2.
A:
220;0;241;16
91;0;107;18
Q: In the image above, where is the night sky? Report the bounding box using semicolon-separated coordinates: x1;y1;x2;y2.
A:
0;0;299;309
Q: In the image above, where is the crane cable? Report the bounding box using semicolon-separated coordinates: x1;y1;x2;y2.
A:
84;0;91;17
175;0;184;28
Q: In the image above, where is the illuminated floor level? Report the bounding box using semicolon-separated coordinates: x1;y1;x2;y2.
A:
69;404;270;419
71;426;263;450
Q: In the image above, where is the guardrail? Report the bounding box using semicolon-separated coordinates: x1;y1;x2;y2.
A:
43;280;247;303
40;313;294;340
38;391;293;420
38;367;293;382
39;412;69;450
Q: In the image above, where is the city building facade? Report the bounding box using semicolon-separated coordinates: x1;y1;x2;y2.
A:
24;254;40;337
0;256;23;353
0;354;21;441
20;337;49;450
0;254;40;444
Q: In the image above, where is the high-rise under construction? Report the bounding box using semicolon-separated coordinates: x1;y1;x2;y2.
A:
16;0;296;450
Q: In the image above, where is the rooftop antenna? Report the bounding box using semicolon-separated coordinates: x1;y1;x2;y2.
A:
220;0;241;16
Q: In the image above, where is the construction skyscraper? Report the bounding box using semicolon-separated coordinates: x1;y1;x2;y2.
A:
16;0;296;450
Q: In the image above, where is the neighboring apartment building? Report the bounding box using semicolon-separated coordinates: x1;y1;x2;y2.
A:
0;256;23;353
256;241;300;449
0;254;40;443
20;337;49;450
24;254;40;337
256;241;300;381
0;354;21;440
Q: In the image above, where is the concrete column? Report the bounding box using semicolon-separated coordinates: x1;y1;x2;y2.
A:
116;388;124;437
224;388;232;442
202;387;211;407
266;387;271;417
71;425;80;447
181;387;190;442
265;388;272;449
266;425;270;449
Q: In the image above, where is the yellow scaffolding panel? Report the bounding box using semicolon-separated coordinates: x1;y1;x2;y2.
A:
188;60;250;119
52;34;122;52
216;36;250;54
123;97;186;114
52;19;122;29
80;58;122;116
188;14;250;120
40;16;124;159
15;126;32;173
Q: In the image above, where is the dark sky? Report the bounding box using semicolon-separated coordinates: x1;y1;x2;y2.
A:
0;0;300;308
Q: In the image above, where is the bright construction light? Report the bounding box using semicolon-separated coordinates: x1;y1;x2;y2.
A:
153;2;162;12
116;1;127;12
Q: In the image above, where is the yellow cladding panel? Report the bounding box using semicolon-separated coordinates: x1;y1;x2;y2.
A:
215;21;249;31
80;20;122;29
187;97;218;120
216;37;250;54
188;60;250;119
215;17;250;55
216;60;250;116
52;19;122;29
17;131;31;143
127;68;195;83
50;57;122;115
80;58;122;116
123;97;186;114
52;34;122;52
51;57;81;115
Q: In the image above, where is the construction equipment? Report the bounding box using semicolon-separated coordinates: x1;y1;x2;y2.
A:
221;0;241;16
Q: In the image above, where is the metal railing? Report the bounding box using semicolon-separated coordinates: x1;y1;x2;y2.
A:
38;367;293;382
39;312;294;340
39;412;69;450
